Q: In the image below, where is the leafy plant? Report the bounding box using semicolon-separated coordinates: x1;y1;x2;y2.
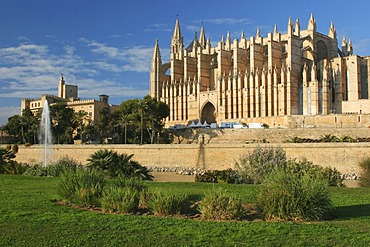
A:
199;189;244;220
101;186;140;213
147;189;188;216
320;134;339;142
359;157;370;187
287;159;344;187
257;169;334;221
58;168;105;207
87;149;153;180
338;135;354;143
0;145;24;174
112;177;148;193
235;146;287;184
195;169;242;184
24;156;82;177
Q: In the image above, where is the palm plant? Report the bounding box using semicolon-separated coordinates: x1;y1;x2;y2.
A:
338;135;354;142
117;113;133;144
87;149;117;172
319;134;339;142
136;100;148;145
86;149;153;180
73;110;90;143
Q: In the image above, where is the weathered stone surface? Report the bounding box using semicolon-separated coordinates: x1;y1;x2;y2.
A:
14;141;370;175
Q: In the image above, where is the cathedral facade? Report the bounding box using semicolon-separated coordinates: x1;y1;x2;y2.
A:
150;14;370;126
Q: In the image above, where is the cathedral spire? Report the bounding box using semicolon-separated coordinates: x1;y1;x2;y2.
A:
153;38;161;59
173;17;182;40
171;17;183;55
308;13;316;31
256;27;261;37
241;31;245;39
348;39;353;55
199;23;206;49
328;21;336;39
150;39;162;99
287;17;293;34
295;19;300;36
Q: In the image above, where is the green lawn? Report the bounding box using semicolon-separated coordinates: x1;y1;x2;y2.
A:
1;175;370;246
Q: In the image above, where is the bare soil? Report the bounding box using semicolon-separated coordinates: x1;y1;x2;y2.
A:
151;172;195;182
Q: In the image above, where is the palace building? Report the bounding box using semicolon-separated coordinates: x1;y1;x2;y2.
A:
150;14;370;127
21;76;117;124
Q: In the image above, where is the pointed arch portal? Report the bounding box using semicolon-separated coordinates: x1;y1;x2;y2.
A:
201;102;216;123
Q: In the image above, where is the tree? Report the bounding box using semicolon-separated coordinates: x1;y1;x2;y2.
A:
117;112;133;144
142;95;170;144
96;107;112;143
73;110;90;143
50;103;74;144
3;107;39;144
135;100;148;145
115;96;169;144
3;115;23;142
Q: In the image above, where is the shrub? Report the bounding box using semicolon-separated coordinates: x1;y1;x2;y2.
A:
101;186;140;213
235;146;287;184
320;134;339;142
112;177;147;193
287;159;344;187
359;157;370;187
2;162;29;175
199;189;244;220
24;156;82;177
0;145;18;174
58;168;105;207
87;149;153;180
257;169;333;221
147;189;188;216
195;169;242;184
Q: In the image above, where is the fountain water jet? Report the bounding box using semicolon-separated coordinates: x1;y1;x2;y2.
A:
39;99;53;166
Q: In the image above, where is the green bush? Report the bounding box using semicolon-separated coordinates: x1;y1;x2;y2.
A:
257;169;334;221
147;189;188;216
0;145;19;174
199;189;244;220
288;159;344;187
58;168;105;207
24;156;82;177
359;157;370;187
112;177;148;192
101;186;140;213
2;162;29;175
87;149;153;180
195;168;242;184
235;146;287;184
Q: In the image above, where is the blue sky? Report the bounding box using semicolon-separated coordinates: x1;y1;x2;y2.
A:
1;0;370;126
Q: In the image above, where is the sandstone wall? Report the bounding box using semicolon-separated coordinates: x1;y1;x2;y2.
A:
172;127;370;144
15;142;370;174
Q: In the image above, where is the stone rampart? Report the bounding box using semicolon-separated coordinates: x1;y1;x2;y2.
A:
15;142;370;174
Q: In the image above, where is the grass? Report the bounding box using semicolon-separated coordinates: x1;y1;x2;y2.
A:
1;175;370;246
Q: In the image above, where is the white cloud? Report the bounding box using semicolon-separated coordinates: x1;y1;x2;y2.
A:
0;106;21;126
80;38;164;73
203;18;252;25
144;23;171;32
0;41;153;102
354;38;370;55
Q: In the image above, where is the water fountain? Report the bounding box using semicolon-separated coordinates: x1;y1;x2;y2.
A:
39;99;53;166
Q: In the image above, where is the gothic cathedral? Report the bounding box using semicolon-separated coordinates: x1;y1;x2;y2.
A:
150;14;370;126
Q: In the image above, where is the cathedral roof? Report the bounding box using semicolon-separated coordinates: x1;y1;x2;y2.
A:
186;32;201;52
